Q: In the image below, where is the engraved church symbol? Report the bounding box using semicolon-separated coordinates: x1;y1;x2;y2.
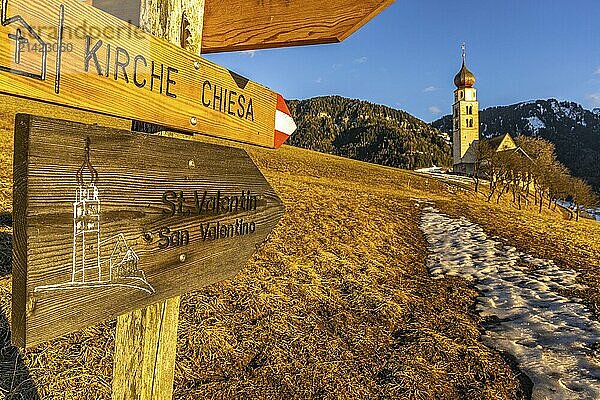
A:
0;0;49;80
34;138;155;294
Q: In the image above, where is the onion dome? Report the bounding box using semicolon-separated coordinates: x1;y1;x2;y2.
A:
76;137;99;187
454;61;476;88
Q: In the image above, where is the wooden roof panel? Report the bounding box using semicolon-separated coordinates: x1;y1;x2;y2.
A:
91;0;395;54
202;0;395;53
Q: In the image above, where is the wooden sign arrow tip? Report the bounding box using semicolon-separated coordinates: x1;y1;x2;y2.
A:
274;94;296;148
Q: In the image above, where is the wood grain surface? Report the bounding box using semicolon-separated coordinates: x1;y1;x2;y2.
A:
203;0;396;53
89;0;396;53
112;297;180;400
111;2;205;398
0;0;284;148
12;114;285;348
93;0;206;55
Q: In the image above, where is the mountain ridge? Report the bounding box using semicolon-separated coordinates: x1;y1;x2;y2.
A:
287;95;599;192
287;96;452;171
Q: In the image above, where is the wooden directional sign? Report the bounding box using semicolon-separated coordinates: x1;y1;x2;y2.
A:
204;0;396;53
12;114;286;348
0;0;297;148
91;0;396;54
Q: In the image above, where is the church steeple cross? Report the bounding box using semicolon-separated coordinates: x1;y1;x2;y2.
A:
8;28;29;65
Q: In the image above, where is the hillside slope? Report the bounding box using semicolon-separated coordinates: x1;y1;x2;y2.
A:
288;96;452;170
432;99;600;191
0;97;599;399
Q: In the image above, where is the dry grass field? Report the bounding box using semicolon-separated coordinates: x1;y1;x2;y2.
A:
0;99;598;399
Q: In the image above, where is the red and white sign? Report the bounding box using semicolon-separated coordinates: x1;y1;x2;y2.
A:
274;94;297;148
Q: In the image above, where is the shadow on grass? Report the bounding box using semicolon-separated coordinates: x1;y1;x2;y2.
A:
0;232;11;276
0;230;40;398
0;213;11;228
0;315;41;400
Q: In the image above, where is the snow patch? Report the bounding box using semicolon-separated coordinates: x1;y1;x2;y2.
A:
547;101;585;125
420;209;600;400
517;100;537;108
525;116;546;134
560;105;578;120
551;100;562;115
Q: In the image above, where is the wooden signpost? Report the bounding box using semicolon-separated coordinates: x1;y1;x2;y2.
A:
12;114;286;348
4;0;395;397
0;0;297;148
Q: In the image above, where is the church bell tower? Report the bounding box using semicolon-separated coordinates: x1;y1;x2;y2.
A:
452;44;479;175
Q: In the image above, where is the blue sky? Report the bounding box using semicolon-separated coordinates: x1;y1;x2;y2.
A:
205;0;600;122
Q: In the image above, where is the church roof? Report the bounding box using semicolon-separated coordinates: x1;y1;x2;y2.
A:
484;133;517;152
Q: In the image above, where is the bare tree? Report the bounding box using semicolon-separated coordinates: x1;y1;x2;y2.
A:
474;135;597;220
570;178;598;221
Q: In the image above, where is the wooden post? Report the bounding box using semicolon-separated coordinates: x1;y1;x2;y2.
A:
112;1;205;399
93;0;205;54
112;299;180;399
139;0;205;54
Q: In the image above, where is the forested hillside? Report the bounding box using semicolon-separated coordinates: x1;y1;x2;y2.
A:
287;96;452;170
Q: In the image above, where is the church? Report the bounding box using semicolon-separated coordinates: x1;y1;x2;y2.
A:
451;46;518;175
